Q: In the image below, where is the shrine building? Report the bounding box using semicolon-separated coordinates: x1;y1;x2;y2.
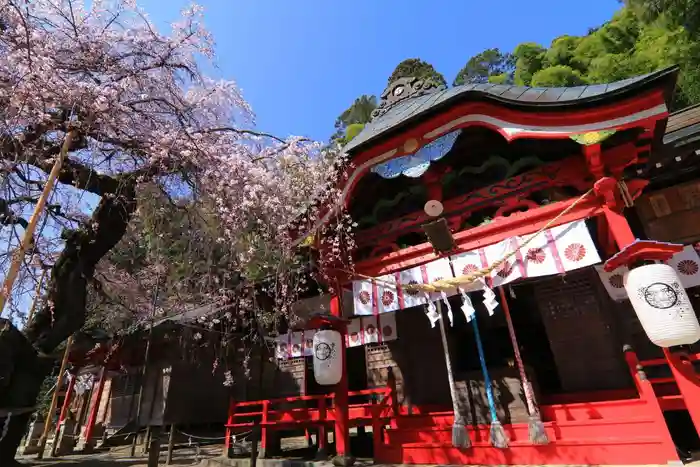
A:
242;65;700;466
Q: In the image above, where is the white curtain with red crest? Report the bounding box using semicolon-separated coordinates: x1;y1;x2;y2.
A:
351;219;602;316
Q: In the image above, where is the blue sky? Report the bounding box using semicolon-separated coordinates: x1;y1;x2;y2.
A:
137;0;622;143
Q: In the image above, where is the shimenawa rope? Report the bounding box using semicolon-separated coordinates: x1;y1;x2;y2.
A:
345;188;594;292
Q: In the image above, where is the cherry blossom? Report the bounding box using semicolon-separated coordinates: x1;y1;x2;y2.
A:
0;1;355;459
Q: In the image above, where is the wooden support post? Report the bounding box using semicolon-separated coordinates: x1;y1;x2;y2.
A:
623;346;679;461
25;269;47;328
82;367;107;451
50;373;76;457
316;397;327;458
250;426;260;467
386;368;398;417
130;332;153;457
0;130;75;315
371;408;381;460
259;400;269;458
330;293;352;466
663;348;700;436
36;336;73;459
166;425;176;465
224;396;236;456
147;427;161;467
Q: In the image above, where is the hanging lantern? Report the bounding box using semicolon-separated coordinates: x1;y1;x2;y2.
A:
625;264;700;347
313;329;343;385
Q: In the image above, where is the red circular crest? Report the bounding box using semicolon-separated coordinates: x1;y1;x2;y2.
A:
678;260;699;276
609;274;624;289
462;264;478;275
405;280;420;296
564;243;586;262
358;290;371;305
496;261;513;278
381;290;395;306
526;248;546;264
382;325;393;337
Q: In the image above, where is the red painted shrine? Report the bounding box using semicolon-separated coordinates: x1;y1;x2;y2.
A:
58;67;700;464
227;66;700;465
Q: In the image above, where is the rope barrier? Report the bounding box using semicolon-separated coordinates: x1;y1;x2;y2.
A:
175;428;252;441
342;188;595;293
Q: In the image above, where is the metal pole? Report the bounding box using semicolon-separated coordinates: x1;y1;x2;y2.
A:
36;335;73;459
0;131;75;314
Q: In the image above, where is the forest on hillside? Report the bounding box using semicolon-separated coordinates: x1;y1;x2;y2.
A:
332;0;700;145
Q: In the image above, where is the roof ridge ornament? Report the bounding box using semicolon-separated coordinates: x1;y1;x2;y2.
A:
371;76;446;121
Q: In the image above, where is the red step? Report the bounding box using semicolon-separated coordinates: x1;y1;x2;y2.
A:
377;435;677;465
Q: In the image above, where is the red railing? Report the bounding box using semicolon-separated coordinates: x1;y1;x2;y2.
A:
224;372;397;456
639;351;700;411
618;348;700;413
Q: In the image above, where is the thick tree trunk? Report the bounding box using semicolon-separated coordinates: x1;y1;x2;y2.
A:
0;184;136;464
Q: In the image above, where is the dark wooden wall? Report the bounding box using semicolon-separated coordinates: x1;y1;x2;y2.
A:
533;268;632;393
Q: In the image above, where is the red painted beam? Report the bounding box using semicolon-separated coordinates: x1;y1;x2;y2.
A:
356;195;604;277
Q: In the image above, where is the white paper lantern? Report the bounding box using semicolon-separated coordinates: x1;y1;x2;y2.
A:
313;329;343;385
625;264;700;347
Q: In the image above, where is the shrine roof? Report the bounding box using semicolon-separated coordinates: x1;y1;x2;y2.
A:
663;103;700;147
343;66;679;155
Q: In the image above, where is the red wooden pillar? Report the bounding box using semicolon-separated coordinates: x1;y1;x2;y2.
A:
623;347;679;461
603;207;636;249
53;374;76;445
82;367;106;449
317;397;327;452
663;348;700;435
330;293;350;463
260;400;270;456
604;206;700;436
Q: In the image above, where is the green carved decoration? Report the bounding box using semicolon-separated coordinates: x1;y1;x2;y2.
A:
356;155;544;229
569;130;617;146
356;184;426;228
442;155;545;188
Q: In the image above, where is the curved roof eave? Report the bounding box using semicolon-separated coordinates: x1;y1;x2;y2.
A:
343;66;680;156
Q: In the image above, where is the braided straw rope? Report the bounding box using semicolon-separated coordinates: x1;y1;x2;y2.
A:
351;188;595;293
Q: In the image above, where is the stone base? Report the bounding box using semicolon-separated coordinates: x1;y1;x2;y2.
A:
314;447;329;461
331;455;355;467
18;444;41;455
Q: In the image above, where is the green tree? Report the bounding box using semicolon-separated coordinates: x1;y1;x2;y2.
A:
513;43;547;86
625;0;700;35
531;65;587;87
330;95;377;143
387;58;447;87
506;6;700;108
544;36;582;69
453;48;514;86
